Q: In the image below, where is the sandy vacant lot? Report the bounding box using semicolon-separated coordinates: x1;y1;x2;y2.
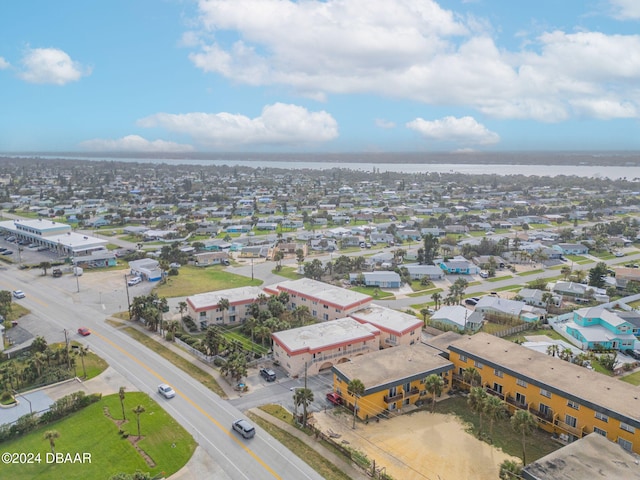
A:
313;409;518;480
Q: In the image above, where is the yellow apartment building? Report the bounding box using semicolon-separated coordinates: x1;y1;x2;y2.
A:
332;344;453;420
448;333;640;454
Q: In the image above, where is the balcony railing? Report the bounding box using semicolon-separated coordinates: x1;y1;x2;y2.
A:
385;337;398;346
554;419;583;437
530;407;553;422
384;388;420;403
311;345;370;364
506;395;528;410
485;388;504;400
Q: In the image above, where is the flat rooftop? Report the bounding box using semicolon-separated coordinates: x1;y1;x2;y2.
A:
272;317;378;354
522;433;640;480
333;344;452;393
273;278;372;309
188;286;266;311
449;333;640;422
349;303;422;335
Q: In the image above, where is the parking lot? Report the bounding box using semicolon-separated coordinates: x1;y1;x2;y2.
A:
0;234;66;266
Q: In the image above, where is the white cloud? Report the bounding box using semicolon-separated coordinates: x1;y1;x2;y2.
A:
137;103;338;147
19;47;90;85
406;116;500;145
0;57;10;69
375;119;396;129
609;0;640;19
187;0;640;122
79;135;194;152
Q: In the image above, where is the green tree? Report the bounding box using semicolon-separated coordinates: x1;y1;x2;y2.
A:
39;261;52;276
31;336;48;353
218;298;230;324
483;395;506;439
293;387;314;427
422;233;439;264
588;262;608;288
499;459;523;480
468;387;488;434
462;366;482;388
119;386;127;420
273;250;285;271
347;378;365;429
43;430;60;453
598;353;619;372
420;308;430;324
424;374;445;412
511;410;537;465
77;345;89;378
133;404;146;437
431;292;442;310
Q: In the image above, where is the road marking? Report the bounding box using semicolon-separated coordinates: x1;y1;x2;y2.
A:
92;330;282;480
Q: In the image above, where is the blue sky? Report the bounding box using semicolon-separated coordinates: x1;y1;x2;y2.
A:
1;0;640;153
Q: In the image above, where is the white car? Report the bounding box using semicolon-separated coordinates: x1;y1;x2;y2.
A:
12;290;25;299
158;384;176;399
127;276;142;286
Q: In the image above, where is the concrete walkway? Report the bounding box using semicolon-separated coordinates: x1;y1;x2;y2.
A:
249;407;369;480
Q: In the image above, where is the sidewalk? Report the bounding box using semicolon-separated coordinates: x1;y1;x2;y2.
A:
249;407;369;480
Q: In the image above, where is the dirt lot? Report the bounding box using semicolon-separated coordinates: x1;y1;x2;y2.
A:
313;409;518;480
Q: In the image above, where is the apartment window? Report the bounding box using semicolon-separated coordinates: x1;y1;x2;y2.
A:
494;369;504;378
410;330;415;336
539;403;552;417
312;310;317;317
593;427;607;437
564;414;577;428
595;412;609;423
492;383;503;394
323;304;328;309
516;392;527;406
621;422;636;434
474;360;484;369
618;437;633;452
540;389;552;399
323;314;329;321
516;378;528;388
567;400;580;410
459;355;467;362
199;311;206;317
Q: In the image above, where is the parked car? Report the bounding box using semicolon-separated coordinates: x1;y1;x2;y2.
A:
158;383;176;399
77;327;91;336
465;298;478;306
127;276;142;286
260;368;276;382
326;392;343;405
2;250;13;255
12;290;25;299
232;419;256;439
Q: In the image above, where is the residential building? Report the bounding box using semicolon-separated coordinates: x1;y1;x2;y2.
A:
553;243;589;255
518;288;561;308
264;278;372;321
474;296;545;323
331;344;453;419
562;306;638;351
439;260;480;275
349;271;402;288
348;304;422;348
430;305;483;332
128;258;162;282
404;264;445;280
190;251;230;267
272;317;379;377
186;286;267;329
448;333;640;454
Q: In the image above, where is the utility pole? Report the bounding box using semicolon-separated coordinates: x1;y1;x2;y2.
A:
125;274;131;311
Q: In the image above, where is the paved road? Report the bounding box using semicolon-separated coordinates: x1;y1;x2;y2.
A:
0;267;323;480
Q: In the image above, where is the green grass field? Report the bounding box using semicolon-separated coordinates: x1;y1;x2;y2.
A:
221;328;270;355
620;371;640;385
517;269;545;276
486;275;513;282
154;265;262;297
349;286;394;299
2;392;196;480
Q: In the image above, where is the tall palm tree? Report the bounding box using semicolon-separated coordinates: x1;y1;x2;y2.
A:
218;298;230;324
462;366;482;388
546;344;559;357
43;430;60;453
118;386;127;420
347;378;365;429
177;301;188;318
511;410;537;465
484;395;506;439
293;388;314;427
431;292;442;310
77;346;89;378
499;459;523;480
420;308;430;325
133;404;146;437
468;386;488;434
424;374;445;412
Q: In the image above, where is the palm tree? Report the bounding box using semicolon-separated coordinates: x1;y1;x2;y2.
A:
347;378;365;429
77;345;89;378
560;265;572;280
484;395;506;439
43;430;60;453
424;374;445;412
274;250;284;271
177;301;188;318
499;459;523;480
39;261;52;276
468;386;488;434
119;386;127;420
293;387;314;427
511;410;537;465
218;298;230;324
133;404;146;437
431;292;442;310
420;308;430;325
462;366;481;388
546;344;559;357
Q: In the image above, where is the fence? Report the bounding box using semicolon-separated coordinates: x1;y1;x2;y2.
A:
174;337;220;365
490;322;533;338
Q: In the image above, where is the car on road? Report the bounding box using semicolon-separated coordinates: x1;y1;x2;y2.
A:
12;290;25;299
2;250;13;255
614;251;625;257
158;383;176;399
326;392;343;405
127;276;142;286
260;368;276;382
232;419;256;439
77;327;91;336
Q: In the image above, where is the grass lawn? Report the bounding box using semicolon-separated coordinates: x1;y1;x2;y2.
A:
591;252;616;260
493;284;525;292
480;323;516;335
516;269;545;276
270;266;302;280
123;327;226;398
221;328;270;355
436;396;560;463
349;286;394;299
503;329;565;343
620;371;640;385
407;287;443;298
565;255;593;265
248;412;353;480
3;392;196;480
154;265;263;297
70;343;109;380
486;275;513;282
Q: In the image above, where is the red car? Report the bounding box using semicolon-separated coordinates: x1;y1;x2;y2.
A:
78;327;91;336
326;392;342;405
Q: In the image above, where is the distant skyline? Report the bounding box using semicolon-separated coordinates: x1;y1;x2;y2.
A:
1;0;640;153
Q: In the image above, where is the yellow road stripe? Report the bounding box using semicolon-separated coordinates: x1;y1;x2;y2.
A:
93;330;282;480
